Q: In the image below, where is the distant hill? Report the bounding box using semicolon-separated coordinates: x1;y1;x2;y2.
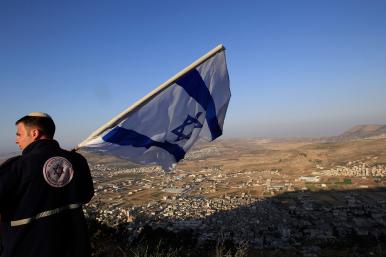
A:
79;149;140;168
338;124;386;139
0;152;20;165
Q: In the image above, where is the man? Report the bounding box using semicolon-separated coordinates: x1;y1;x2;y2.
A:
0;112;94;257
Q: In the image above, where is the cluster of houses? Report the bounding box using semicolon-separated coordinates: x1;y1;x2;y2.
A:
322;162;386;177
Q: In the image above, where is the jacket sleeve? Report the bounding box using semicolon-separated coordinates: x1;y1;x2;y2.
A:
0;156;21;212
73;153;94;204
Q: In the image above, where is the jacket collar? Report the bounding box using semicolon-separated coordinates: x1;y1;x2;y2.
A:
22;139;59;155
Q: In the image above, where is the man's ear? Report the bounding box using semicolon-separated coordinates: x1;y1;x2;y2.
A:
30;128;41;140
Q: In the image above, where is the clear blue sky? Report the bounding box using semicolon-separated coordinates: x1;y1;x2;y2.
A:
1;0;386;154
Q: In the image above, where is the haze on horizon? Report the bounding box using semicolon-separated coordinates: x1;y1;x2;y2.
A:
1;0;386;155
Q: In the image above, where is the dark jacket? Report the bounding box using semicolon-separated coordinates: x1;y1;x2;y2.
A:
0;139;94;257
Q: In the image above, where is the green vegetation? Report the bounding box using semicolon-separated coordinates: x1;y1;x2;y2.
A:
263;191;272;196
334;178;352;185
304;183;319;191
320;177;353;188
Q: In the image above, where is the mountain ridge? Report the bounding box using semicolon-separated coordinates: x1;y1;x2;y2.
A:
338;124;386;139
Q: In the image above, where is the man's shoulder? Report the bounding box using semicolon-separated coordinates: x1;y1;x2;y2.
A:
0;155;21;170
66;149;88;163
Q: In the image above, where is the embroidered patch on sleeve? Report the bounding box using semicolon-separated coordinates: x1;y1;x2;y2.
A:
43;157;74;187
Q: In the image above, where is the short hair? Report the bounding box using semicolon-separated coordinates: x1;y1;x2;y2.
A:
16;115;56;139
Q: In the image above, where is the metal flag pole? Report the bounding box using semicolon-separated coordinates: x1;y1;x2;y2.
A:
75;44;226;150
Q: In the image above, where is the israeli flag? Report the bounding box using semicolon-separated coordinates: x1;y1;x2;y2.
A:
78;46;230;171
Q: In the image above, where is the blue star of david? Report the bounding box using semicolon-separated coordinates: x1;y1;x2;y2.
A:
171;112;203;142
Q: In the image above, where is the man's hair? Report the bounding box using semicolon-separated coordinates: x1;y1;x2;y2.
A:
15;116;56;139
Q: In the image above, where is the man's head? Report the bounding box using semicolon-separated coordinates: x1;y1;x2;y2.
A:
15;112;56;150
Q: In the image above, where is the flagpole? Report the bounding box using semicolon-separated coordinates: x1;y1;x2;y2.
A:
75;44;226;150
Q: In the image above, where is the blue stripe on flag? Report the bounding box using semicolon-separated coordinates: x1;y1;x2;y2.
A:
175;69;222;139
102;127;186;161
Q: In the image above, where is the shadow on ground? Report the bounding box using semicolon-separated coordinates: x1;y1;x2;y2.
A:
86;187;386;257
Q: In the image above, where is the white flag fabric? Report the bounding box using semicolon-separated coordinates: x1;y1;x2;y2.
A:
79;50;230;170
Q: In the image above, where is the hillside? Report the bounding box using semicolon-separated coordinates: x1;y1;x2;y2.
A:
338;124;386;139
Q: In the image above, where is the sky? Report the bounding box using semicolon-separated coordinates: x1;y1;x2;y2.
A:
1;0;386;154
